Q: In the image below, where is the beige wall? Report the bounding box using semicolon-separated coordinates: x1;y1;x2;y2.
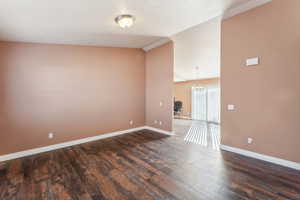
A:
221;0;300;163
0;42;145;155
174;78;220;117
146;42;174;131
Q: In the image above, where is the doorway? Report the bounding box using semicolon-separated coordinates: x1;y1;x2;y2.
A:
173;80;221;150
172;16;221;150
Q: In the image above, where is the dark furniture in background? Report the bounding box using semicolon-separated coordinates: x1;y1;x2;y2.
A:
174;101;183;115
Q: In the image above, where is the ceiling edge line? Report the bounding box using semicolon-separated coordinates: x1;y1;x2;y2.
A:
142;38;171;52
222;0;272;20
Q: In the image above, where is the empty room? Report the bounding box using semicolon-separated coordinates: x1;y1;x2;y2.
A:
0;0;299;199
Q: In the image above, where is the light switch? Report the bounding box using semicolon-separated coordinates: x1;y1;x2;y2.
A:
227;104;235;111
246;57;259;66
159;101;163;107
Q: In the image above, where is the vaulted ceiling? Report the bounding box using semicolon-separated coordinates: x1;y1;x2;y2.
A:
0;0;253;48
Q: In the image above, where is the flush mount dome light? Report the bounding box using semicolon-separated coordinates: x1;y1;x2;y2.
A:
115;14;135;28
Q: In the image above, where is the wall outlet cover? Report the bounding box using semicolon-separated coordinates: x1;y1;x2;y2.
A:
247;138;253;144
48;133;54;139
227;104;235;111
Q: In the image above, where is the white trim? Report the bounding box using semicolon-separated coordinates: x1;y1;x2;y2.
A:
0;126;174;162
0;127;144;162
142;38;171;52
220;145;300;171
174;72;187;82
144;126;175;136
223;0;272;20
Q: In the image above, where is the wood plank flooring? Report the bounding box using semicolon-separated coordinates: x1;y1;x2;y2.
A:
0;128;300;199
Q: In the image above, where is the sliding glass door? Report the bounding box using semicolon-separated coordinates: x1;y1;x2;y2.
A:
192;87;220;123
207;88;220;123
191;87;207;120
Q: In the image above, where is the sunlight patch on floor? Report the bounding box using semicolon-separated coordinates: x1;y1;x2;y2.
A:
184;121;220;150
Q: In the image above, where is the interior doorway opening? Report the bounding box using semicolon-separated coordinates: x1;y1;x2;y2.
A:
172;16;221;149
173;80;221;150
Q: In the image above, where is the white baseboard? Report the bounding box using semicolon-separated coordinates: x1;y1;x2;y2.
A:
220;145;300;171
144;126;175;136
0;127;143;162
0;126;174;162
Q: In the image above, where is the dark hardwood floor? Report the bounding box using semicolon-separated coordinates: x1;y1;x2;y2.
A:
0;124;300;199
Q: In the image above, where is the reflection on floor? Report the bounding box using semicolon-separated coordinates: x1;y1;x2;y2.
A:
1;123;300;199
184;121;220;149
174;119;220;150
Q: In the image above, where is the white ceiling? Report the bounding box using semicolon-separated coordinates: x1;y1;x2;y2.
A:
0;0;254;48
173;17;221;82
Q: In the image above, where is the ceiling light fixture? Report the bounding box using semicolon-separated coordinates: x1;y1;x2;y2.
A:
115;14;135;28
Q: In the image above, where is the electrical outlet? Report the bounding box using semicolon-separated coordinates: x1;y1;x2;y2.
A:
129;120;133;125
48;132;54;139
159;121;162;126
154;120;158;124
247;137;253;144
227;104;235;111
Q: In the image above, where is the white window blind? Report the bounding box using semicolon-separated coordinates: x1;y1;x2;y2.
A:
192;87;220;123
192;87;207;120
207;88;220;123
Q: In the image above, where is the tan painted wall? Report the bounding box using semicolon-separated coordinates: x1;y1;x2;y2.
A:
0;42;145;155
221;0;300;163
146;42;174;131
174;78;220;117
